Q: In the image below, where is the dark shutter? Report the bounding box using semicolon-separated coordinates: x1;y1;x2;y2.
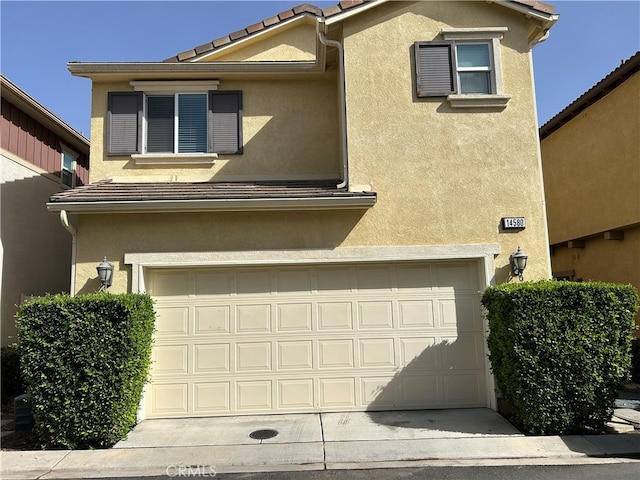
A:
107;92;142;154
415;42;457;97
209;91;243;154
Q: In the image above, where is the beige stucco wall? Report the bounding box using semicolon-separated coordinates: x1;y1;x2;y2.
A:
208;21;317;62
541;73;640;244
340;1;550;281
89;77;340;183
75;0;552;294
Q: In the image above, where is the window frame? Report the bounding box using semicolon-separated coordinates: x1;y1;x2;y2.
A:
454;42;495;95
60;144;78;188
415;27;511;108
143;92;209;155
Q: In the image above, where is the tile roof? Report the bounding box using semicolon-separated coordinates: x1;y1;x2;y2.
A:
540;51;640;140
48;180;377;212
164;0;555;63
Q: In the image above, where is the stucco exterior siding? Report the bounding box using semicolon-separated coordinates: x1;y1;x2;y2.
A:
340;1;550;281
67;0;555;296
541;73;640;244
89;78;340;183
208;21;318;62
549;225;640;288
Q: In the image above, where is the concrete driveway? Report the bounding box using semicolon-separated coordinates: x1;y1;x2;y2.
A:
115;408;522;449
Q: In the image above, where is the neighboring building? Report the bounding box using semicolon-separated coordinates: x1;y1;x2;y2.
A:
49;0;557;418
1;75;90;345
540;52;640;326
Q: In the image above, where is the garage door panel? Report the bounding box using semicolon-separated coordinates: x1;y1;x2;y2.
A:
316;266;352;292
361;376;399;407
400;337;438;368
356;265;393;291
438;297;480;330
277;340;313;370
195;270;231;296
237;380;272;411
155;306;189;336
397;264;434;290
440;335;484;369
319;378;356;407
443;373;485;405
275;267;312;294
236;269;271;295
194;382;230;413
359;338;396;368
277;303;313;331
152;345;188;375
398;300;435;328
236;342;272;371
318;339;354;368
358;301;394;329
277;379;314;409
194;306;230;334
152;271;191;297
150;384;189;415
147;261;487;418
236;304;271;333
435;263;479;292
194;344;230;373
318;302;353;330
401;374;441;406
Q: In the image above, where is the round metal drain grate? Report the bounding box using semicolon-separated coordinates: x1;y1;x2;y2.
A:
249;428;279;440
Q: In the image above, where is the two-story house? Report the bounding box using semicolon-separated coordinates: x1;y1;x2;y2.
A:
540;51;640;327
48;0;557;419
1;75;90;345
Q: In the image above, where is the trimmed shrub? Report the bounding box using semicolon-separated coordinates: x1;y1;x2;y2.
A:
1;343;25;404
482;280;638;435
631;338;640;383
17;293;155;449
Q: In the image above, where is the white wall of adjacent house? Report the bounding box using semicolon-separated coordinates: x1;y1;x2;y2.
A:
0;153;72;345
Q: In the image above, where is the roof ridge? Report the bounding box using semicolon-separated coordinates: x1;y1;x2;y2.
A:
163;0;556;63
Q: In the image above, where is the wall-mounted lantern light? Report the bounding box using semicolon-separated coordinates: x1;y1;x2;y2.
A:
510;246;528;281
96;257;114;291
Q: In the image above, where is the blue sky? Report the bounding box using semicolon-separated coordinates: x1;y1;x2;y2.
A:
1;1;639;137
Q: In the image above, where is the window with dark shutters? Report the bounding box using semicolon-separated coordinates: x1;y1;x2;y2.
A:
107;92;142;154
107;89;243;156
209;91;243;155
415;42;457;97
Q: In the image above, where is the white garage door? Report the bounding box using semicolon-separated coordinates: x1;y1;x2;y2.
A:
145;261;487;418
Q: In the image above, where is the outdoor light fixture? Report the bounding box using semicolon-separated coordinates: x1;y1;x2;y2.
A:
510;246;528;281
96;257;114;291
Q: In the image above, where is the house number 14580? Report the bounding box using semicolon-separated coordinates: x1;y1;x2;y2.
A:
502;217;526;229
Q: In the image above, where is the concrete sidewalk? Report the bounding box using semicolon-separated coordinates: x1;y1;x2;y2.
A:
2;409;639;479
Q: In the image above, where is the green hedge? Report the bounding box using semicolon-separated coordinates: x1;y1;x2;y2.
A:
17;293;155;449
482;280;638;435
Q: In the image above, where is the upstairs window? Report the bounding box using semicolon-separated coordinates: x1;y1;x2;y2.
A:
414;28;510;108
455;43;492;94
107;90;242;156
61;147;77;187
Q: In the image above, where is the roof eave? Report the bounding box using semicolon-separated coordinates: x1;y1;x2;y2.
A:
0;75;90;148
47;196;377;214
67;61;322;80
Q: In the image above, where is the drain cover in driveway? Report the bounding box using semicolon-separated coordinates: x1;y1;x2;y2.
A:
249;429;278;440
